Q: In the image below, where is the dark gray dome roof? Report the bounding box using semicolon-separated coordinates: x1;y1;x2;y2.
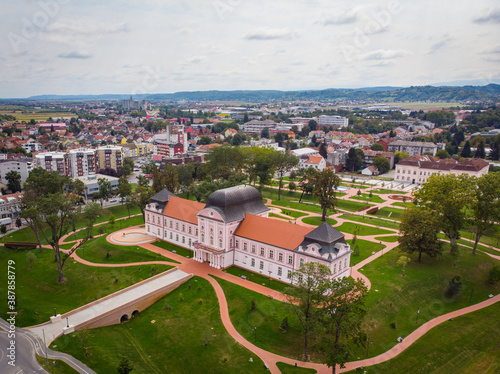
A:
204;185;269;222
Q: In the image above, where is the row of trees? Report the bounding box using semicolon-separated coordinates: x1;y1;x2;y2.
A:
399;172;500;260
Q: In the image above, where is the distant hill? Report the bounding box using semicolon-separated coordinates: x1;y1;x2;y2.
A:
21;84;500;103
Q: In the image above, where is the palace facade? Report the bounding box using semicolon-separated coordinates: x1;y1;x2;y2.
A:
145;185;351;283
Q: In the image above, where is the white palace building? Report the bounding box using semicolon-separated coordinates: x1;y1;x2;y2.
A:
145;185;352;283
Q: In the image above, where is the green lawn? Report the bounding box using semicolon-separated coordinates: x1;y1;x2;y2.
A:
271;200;324;215
277;362;317;373
152;240;193;258
373;207;404;221
262;187;346;203
370;188;409;195
269;213;293;220
340;214;400;231
51;277;267;374
353;247;499;360
336;222;394;236
274;209;309;219
347;239;385;266
350;302;500;374
337;199;374;212
36;355;78;374
63;215;144;242
301;216;337;226
76;235;180;264
349;193;386;203
391;202;413;208
214;277;307;360
222;266;290;293
374;235;400;243
0;246;172;327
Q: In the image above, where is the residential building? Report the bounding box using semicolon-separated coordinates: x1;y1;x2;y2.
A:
303;154;327;171
363;150;395;169
0;192;23;228
122;96;147;111
96;145;123;173
67;148;97;178
35;152;68;175
395;155;489;184
362;165;379;176
318;115;349;128
243;120;278;133
145;185;351;283
77;174;120;200
0;158;34;185
327;148;348;166
388;140;438;156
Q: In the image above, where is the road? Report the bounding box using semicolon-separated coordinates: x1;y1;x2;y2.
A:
0;328;47;374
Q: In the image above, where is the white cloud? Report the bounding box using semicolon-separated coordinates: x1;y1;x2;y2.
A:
474;8;500;23
57;51;92;59
359;49;412;60
244;27;297;40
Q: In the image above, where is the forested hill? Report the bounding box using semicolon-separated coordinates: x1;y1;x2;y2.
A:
22;84;500;102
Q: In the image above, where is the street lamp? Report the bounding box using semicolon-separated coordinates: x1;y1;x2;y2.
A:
253;326;257;342
366;339;373;357
54;307;56;317
416;308;420;325
66;317;69;328
268;271;272;287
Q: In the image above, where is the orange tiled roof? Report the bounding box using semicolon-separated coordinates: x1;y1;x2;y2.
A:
305;154;323;164
235;213;313;250
163;196;204;224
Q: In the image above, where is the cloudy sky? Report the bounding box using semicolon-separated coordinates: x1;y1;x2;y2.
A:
1;0;499;98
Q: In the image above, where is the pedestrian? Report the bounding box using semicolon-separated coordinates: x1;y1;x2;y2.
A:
53;360;56;367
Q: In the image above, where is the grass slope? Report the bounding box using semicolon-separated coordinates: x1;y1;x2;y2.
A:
301;216;337;226
336;222;394;236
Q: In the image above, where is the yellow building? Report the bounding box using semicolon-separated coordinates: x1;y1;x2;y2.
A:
120;137;128;144
96;145;123;173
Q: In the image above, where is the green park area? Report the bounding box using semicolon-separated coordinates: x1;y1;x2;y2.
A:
0;246;171;327
374;235;399;243
340;214;400;230
347;239;385;265
373;207;404;221
52;277;268;374
0;109;76;122
36;356;78;374
223;266;290;293
370;188;409;195
277;362;317;373
152;240;194;258
301;216;337;226
349;193;385;203
336;221;394;236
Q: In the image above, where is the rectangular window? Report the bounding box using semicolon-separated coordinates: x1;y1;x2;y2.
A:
176;234;179;241
196;228;198;235
182;224;185;232
287;270;292;279
176;222;179;230
251;245;256;253
170;232;172;239
333;264;336;273
251;258;255;267
300;258;304;267
244;242;248;251
339;261;342;271
288;255;293;265
189;238;192;246
147;214;150;221
278;253;283;262
235;240;239;248
170;221;172;228
344;258;347;267
182;236;185;244
164;219;167;225
269;250;274;259
278;267;282;276
260;247;265;256
259;261;264;270
189;227;192;234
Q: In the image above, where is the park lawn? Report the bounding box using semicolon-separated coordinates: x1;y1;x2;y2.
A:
352;247;499;360
459;228;499;248
0;246;172;327
274;209;309;219
370;188;409;195
374;235;399;243
373;207;404;221
350;302;500;374
1;110;76;122
271;200;324;215
340;214;400;231
222;266;290;293
301;216;337;226
214;277;308;361
62;215;144;242
340;182;369;189
391;202;413;208
453;239;500;257
347;239;385;266
51;277;267;374
277;362;317;373
59;243;75;250
75;235;179;264
269;213;293;220
349;193;385;204
337;199;374;212
152;240;193;258
336;221;395;236
262;187;346;203
36;355;78;374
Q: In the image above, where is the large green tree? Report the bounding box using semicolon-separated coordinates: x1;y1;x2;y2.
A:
274;151;299;200
6;170;22;193
320;277;368;374
414;174;472;250
310;169;341;221
399;207;443;262
97;178;112;208
469;173;500;255
345;148;364;172
284;262;331;361
372;157;390;174
117;176;132;205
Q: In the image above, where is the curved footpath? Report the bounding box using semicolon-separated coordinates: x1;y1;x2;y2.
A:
26;197;499;374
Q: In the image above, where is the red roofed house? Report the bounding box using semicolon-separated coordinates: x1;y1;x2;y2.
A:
303;154;327;171
145;185;352;283
395;155;489;184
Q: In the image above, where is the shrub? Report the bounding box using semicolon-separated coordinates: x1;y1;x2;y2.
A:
222;356;228;362
251;297;256;311
445;275;462;298
488;265;500;284
280;316;289;332
390;322;396;329
178;293;184;302
164;301;172;311
198;298;203;304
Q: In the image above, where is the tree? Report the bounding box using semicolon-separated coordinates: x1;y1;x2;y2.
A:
399;207;443;262
370;143;385;151
445;275;462;298
137;175;149;187
372;157;390;174
20;189;44;252
289;181;296;191
310;169;341;221
108;214;116;228
5;170;22;193
117;176;132;205
394;151;410;164
206;145;245;180
117;356;133;374
345;148;364;172
121;157;134;177
260;127;270;138
97;178;112;208
15;217;22;228
284;262;331;361
320;277;368;374
82;203;101;239
414;174;472;250
396;255;410;277
274;151;299;200
319;142;328;159
163;164;179;193
468;173;500;255
26;251;36;270
460;140;472;158
435;149;450;159
298;167;315;203
308;119;317;131
474;139;486;159
133;185;153;219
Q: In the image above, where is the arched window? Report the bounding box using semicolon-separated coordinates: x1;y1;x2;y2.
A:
210;236;214;246
229;238;233;247
201;233;205;243
219;238;223;248
300;258;304;267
